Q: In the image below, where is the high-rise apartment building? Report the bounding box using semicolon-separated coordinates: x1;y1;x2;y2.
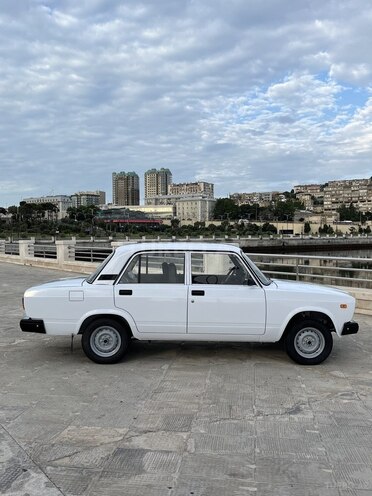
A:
144;168;172;202
112;172;140;206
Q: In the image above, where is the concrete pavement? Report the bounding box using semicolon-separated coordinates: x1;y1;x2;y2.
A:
1;261;372;495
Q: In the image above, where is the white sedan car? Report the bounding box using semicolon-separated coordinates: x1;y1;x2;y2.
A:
20;242;358;365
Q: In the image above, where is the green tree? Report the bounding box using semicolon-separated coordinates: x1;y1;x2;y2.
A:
273;199;304;221
213;198;239;221
239;203;260;221
282;190;296;199
207;223;217;233
319;224;334;235
338;203;361;222
245;223;259;235
19;202;35;221
261;222;277;234
194;221;205;230
171;218;180;230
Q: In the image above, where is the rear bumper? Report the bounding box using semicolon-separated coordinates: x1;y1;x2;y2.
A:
20;318;46;334
341;321;359;336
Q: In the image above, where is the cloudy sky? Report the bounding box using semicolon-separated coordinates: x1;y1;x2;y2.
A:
1;0;372;206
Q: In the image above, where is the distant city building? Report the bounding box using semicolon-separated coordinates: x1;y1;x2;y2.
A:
230;191;280;207
0;212;11;223
97;207;148;221
146;181;214;205
293;184;324;196
145;194;181;206
99;204;174;221
294;184;324;212
112;172;140;206
146;181;215;219
97;191;106;204
71;191;106;208
168;181;214;198
125;204;175;220
175;197;216;223
22;195;72;219
144;168;172;202
323;178;372;214
125;194;215;222
96;207;164;229
294;179;372;215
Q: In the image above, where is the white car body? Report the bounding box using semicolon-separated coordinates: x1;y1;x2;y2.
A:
21;242;358;364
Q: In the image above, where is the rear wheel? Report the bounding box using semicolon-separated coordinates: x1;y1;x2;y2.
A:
285;319;333;365
81;318;130;364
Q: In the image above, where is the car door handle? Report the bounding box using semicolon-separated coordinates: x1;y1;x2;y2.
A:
191;290;205;296
119;289;133;295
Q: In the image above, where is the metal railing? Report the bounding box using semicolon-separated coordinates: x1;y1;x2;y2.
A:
29;244;57;259
71;246;112;263
4;243;20;256
248;253;372;289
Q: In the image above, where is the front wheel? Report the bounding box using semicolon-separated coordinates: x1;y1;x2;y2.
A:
285;320;333;365
81;318;130;364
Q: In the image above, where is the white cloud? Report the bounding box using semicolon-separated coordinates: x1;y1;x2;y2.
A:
0;0;372;206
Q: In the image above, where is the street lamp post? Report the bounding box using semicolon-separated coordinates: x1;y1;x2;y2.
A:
283;214;290;235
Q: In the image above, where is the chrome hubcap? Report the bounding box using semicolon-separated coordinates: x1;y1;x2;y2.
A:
294;327;325;358
90;326;121;357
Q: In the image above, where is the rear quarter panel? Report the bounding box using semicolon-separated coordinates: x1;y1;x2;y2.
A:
24;284;125;335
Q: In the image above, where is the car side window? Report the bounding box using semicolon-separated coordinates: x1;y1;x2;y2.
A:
191;252;253;285
118;252;185;284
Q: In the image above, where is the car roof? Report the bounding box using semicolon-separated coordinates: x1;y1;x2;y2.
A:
95;241;244;281
114;241;241;256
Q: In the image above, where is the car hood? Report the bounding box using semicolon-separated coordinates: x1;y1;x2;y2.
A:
272;279;351;297
29;277;86;290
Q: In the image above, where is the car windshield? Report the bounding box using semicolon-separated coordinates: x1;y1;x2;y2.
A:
242;252;271;286
85;251;115;284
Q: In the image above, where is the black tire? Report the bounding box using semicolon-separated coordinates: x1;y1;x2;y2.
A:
81;318;130;364
285;319;333;365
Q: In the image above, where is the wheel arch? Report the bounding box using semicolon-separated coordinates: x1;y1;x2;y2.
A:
78;313;133;338
280;310;336;342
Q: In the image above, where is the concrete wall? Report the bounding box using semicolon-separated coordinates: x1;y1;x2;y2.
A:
0;239;97;274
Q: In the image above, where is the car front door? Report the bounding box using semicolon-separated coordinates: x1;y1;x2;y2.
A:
187;251;266;335
114;251;187;334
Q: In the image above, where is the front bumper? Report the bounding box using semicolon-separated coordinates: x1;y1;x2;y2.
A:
20;318;46;334
341;321;359;336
